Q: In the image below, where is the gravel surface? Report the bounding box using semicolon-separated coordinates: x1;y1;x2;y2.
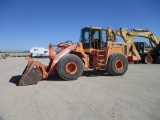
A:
0;57;160;120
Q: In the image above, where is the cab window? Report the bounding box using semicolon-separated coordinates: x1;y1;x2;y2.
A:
101;30;107;42
80;28;90;43
84;31;89;43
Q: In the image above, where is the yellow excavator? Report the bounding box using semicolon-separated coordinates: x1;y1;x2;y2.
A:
107;27;160;64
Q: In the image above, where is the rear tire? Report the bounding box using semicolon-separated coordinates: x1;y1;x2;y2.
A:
106;53;128;76
57;54;83;80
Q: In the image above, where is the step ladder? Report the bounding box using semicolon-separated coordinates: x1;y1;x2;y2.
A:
97;51;106;70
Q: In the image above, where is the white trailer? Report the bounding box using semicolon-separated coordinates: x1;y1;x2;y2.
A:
30;47;49;57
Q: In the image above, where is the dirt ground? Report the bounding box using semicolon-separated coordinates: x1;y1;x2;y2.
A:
0;57;160;120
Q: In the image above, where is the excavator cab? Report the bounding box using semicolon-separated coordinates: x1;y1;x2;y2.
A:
134;42;148;53
79;27;108;50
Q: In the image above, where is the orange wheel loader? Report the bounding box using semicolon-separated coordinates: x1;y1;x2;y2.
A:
19;27;138;86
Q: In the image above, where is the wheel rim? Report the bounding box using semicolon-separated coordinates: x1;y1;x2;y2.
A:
115;60;124;71
66;62;78;74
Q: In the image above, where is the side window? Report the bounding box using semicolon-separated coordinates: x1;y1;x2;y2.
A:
84;31;89;43
34;49;38;51
101;30;107;42
94;31;99;39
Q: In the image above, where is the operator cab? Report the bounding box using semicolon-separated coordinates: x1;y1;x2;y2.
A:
79;27;109;50
134;42;149;53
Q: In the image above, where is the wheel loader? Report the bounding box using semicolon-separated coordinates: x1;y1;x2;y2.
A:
19;26;138;86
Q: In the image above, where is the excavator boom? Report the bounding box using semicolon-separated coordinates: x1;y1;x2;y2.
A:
127;29;160;49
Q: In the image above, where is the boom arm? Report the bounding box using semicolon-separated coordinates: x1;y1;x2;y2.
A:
127;29;160;49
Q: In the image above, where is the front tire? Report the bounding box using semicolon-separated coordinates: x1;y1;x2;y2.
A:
106;53;128;76
57;54;83;80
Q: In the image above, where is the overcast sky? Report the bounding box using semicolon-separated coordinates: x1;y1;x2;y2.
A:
0;0;160;51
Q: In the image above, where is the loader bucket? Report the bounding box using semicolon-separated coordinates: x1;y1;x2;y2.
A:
19;61;42;86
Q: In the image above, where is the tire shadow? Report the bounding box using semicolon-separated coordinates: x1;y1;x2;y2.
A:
44;73;66;81
9;70;109;86
9;75;21;86
45;70;109;81
82;70;109;77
